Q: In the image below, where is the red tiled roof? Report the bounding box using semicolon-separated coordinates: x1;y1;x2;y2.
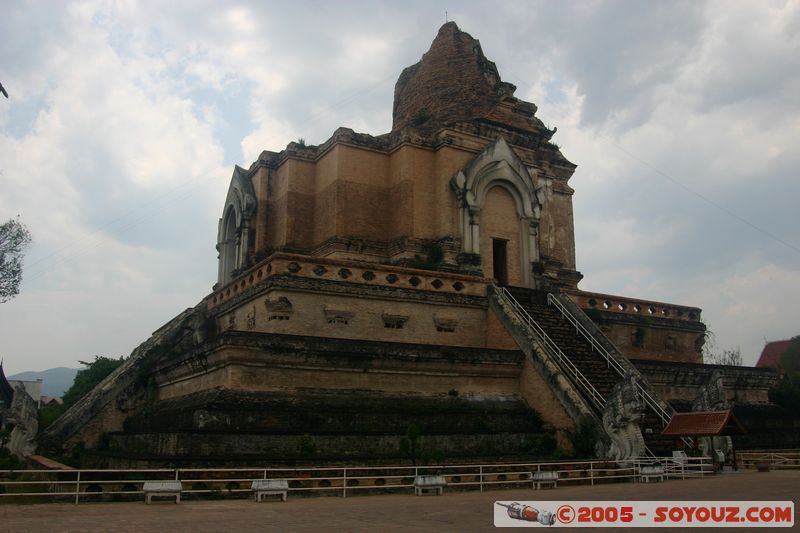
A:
756;340;792;368
661;409;745;436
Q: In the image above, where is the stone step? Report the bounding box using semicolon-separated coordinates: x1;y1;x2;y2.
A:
504;287;681;455
509;294;622;407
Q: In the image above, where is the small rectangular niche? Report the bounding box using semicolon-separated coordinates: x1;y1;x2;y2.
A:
382;312;409;329
433;313;458;333
324;306;354;326
265;296;293;321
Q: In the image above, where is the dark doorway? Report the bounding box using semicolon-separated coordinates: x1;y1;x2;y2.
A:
492;238;508;286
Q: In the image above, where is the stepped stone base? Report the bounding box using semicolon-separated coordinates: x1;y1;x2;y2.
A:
93;390;554;467
100;431;550;468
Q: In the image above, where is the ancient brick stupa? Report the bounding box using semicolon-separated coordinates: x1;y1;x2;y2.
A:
40;23;785;467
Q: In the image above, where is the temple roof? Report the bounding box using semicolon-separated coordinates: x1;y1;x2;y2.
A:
392;22;548;136
756;339;794;369
661;409;746;437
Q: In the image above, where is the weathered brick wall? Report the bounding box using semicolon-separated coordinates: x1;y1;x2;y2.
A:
156;334;525;401
632;359;778;405
107;431;549;465
217;289;489;351
538;183;578;272
604;322;703;364
566;290;706;364
485;307;518;350
518;357;576;440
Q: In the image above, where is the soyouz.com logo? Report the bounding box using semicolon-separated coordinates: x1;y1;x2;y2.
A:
493;501;794;528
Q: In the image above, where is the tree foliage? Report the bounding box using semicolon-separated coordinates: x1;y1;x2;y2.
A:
769;336;800;415
0;216;32;303
701;327;743;366
778;336;800;374
706;347;743;366
61;356;125;407
769;374;800;416
0;430;24;470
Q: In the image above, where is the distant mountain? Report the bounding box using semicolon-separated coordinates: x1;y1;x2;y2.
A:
7;367;78;397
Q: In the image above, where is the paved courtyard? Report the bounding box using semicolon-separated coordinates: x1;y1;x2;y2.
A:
1;470;798;532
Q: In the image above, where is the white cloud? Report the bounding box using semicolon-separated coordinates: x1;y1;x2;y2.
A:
1;0;798;377
0;1;226;374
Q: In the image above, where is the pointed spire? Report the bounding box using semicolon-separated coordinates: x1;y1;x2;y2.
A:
392;22;516;132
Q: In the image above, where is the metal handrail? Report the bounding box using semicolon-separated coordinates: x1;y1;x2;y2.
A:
0;456;715;502
546;292;675;428
736;450;800;470
495;286;605;411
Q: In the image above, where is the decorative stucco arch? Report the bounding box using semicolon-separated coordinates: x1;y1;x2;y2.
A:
216;166;257;285
450;137;544;287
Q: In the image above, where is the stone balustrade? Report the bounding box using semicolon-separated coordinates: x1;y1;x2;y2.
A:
563;289;701;322
208;253;489;310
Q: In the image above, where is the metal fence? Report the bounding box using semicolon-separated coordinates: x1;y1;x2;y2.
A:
0;456;714;504
736;450;800;470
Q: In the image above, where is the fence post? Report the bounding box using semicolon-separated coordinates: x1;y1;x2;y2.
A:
343;468;347;498
74;470;81;505
479;466;483;492
590;462;594;486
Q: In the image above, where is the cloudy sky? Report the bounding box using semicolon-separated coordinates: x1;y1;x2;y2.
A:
1;0;798;375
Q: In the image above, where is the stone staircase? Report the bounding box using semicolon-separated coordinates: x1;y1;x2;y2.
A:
639;412;678;454
505;287;621;402
497;286;678;457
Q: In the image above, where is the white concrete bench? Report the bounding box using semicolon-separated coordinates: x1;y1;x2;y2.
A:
143;481;182;504
414;475;446;496
532;470;559;489
639;465;664;483
251;479;289;502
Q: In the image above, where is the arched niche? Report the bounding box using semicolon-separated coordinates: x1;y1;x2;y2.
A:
449;137;543;287
216;166;257;285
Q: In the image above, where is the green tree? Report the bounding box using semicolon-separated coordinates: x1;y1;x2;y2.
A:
0;430;23;470
61;356;125;407
778;336;800;374
769;336;800;415
769;374;800;416
0;216;32;303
